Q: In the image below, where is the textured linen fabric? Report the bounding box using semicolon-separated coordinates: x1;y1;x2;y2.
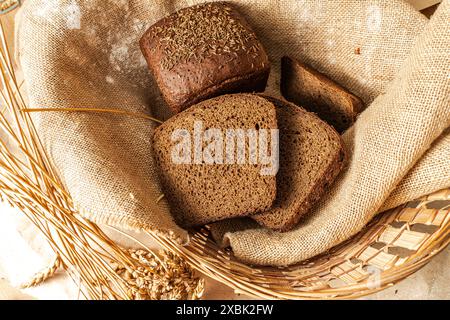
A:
16;0;450;265
211;0;450;266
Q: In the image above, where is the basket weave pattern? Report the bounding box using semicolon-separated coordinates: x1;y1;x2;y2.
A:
150;189;449;299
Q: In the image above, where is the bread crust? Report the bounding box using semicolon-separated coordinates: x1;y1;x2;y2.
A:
281;56;363;133
140;3;270;113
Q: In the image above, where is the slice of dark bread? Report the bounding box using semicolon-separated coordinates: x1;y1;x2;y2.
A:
140;2;270;114
152;94;278;228
252;96;346;232
281;56;363;133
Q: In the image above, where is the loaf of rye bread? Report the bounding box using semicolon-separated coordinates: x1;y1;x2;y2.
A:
152;94;277;228
140;2;270;114
252;96;346;232
281;56;363;133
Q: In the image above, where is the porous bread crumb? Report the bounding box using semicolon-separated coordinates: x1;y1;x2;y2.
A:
152;94;277;227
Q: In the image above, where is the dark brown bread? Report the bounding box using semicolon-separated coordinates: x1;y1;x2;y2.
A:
252;96;346;232
281;56;363;133
140;2;270;114
152;94;277;228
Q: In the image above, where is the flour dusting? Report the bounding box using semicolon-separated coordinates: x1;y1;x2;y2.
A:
66;1;81;30
105;17;153;85
106;76;115;84
33;0;81;30
366;5;382;33
109;44;129;71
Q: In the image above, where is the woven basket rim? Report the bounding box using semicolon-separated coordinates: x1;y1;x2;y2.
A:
148;190;449;299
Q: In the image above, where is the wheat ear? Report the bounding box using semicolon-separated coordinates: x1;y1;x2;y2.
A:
20;256;62;289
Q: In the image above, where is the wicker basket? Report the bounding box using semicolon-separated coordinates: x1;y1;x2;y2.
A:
159;189;449;299
0;6;448;300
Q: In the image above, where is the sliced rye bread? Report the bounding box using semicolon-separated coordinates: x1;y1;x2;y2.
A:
252;96;347;232
281;56;364;133
152;94;278;228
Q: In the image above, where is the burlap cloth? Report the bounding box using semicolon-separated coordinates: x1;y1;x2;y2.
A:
16;0;450;266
